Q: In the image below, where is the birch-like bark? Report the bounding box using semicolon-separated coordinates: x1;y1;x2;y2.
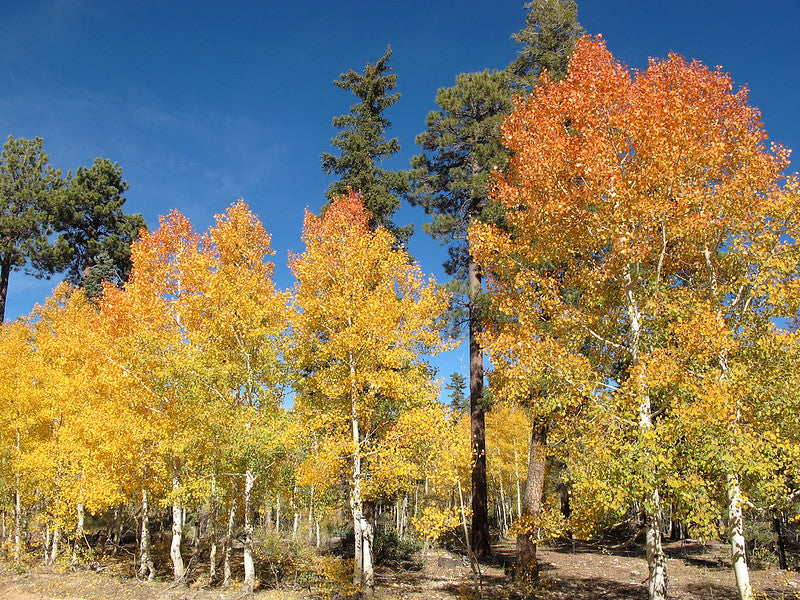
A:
208;477;218;581
14;476;21;566
645;490;668;600
48;527;60;566
138;489;155;581
705;246;753;599
14;429;22;566
349;353;374;596
243;470;256;595
275;493;280;533
72;503;85;565
222;495;236;588
728;474;752;600
624;264;668;600
170;473;185;583
514;443;522;520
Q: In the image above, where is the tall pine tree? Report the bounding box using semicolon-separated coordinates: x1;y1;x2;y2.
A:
0;136;64;321
406;0;583;559
55;158;145;297
322;46;410;240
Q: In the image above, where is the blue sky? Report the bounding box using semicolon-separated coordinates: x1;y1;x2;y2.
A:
2;0;799;385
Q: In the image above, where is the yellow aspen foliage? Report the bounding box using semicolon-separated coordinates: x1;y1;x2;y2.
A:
290;191;451;588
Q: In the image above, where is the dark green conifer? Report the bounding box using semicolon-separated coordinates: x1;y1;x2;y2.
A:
406;0;584;559
322;46;410;240
0;136;64;321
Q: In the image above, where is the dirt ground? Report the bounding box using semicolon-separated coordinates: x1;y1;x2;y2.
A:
1;540;799;600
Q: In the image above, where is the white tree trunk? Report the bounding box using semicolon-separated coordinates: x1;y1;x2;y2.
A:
645;490;668;600
14;480;21;566
222;495;236;588
208;477;218;581
72;503;85;565
170;475;185;583
14;430;22;566
243;470;256;595
48;526;60;566
728;474;752;600
138;489;155;581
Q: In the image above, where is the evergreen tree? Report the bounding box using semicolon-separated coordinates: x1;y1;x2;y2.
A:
406;0;583;558
321;46;410;240
445;371;469;414
509;0;584;89
0;136;64;321
55;158;145;296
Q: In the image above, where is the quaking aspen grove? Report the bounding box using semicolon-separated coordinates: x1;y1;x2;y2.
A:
471;35;800;600
290;192;451;595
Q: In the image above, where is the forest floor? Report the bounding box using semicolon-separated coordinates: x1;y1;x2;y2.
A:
1;538;799;600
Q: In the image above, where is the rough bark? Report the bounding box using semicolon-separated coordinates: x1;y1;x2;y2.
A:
468;256;490;559
1;253;12;323
138;489;155;581
728;474;752;600
515;425;547;581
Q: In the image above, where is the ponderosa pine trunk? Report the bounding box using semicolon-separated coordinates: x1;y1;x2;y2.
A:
170;472;185;583
515;425;547;581
138;488;155;581
243;470;256;595
468;255;490;559
728;474;753;600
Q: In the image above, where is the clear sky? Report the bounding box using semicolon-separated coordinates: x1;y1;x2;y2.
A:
3;0;799;386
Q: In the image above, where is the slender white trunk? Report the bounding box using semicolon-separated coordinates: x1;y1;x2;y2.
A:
514;444;522;520
351;415;364;588
646;490;668;600
71;503;85;565
222;495;236;588
275;493;280;533
49;527;60;566
624;264;668;600
14;481;21;566
308;485;314;541
208;477;218;581
349;355;375;597
138;489;155;581
170;474;185;583
243;470;255;594
728;474;752;600
14;430;22;566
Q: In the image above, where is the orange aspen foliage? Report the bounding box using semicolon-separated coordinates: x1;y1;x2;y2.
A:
472;36;798;600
